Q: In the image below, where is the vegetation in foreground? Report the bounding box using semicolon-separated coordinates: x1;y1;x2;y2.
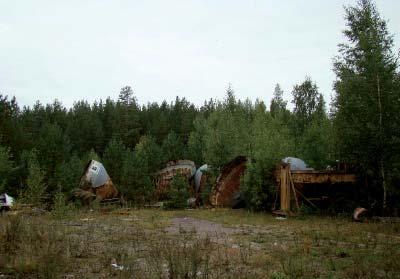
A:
1;207;400;278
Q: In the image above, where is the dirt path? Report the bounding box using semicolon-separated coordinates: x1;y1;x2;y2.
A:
166;217;240;237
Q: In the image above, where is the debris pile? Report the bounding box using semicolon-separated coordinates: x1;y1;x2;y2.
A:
74;160;119;205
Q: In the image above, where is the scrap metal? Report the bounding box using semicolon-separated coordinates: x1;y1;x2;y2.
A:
75;160;119;204
155;160;196;199
210;156;247;207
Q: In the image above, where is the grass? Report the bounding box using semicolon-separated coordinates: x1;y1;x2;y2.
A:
0;207;400;278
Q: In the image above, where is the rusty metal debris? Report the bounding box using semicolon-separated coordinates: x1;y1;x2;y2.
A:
210;156;247;207
276;159;357;213
155;160;196;199
353;207;368;222
74;160;119;205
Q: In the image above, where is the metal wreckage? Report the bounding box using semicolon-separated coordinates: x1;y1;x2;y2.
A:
73;160;121;205
155;156;360;215
73;156;361;216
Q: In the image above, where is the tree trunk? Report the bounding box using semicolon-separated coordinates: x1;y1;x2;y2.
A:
380;160;387;211
377;75;387;211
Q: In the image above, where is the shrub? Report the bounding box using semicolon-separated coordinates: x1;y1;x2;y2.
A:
0;214;70;278
164;174;189;209
51;190;74;219
242;160;276;211
23;149;47;206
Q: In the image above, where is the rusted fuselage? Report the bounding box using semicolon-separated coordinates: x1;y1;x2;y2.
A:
155;160;196;199
210;156;247;207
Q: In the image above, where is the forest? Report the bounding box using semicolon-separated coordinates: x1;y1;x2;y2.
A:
1;0;399;214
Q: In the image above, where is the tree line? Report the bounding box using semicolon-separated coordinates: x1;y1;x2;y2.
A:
0;0;399;213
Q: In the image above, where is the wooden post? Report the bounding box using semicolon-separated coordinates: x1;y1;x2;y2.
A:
289;171;299;211
280;164;291;212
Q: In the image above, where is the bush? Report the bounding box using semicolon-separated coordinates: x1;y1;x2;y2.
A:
164;174;189;209
242;161;276;211
52;190;74;219
23;150;47;206
0;214;70;278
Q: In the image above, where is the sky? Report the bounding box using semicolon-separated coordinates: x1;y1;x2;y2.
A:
0;0;399;109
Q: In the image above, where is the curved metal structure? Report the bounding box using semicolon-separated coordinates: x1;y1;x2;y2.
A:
210;156;247;207
155;160;196;199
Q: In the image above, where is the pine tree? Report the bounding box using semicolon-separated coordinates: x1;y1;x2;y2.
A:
25;150;46;206
187;116;207;166
291;77;325;154
103;138;127;185
120;136;162;205
270;84;287;117
332;0;399;210
242;101;294;210
161;131;184;163
116;86;141;148
0;146;13;193
55;154;83;193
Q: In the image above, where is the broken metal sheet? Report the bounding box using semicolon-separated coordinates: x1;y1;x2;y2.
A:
210;156;247;207
159;160;196;178
81;160;110;188
0;193;14;208
282;157;313;171
194;164;208;193
353;207;368;222
76;160;119;204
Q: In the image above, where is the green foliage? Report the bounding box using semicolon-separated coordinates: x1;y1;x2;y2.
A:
0;3;398;214
103;137;127;185
164;174;189;209
120;136;162;205
51;190;74;218
298;116;333;169
161;131;184;162
1;214;70;278
332;0;399;209
134;135;163;175
0;95;22;154
251;102;294;163
0;145;13;193
116;86;141;148
187;116;206;166
24;150;47;206
270;83;288;118
203;86;251;167
242;102;293;210
66;101;104;155
37;122;70;172
54;154;83;193
82;148;101;164
291;77;326;154
36;122;71;193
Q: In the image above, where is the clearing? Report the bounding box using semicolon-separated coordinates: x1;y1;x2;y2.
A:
1;208;400;278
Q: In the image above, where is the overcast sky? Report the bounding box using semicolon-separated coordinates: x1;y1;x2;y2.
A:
1;1;399;109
